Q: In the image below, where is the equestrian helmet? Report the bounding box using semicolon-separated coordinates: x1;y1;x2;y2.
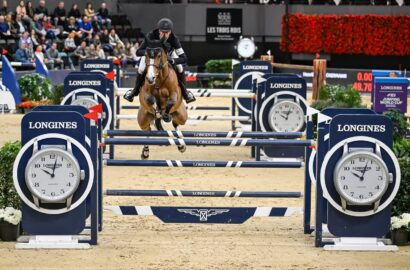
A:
157;18;173;32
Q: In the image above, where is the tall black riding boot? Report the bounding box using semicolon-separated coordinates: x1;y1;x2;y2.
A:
124;72;145;102
177;71;196;104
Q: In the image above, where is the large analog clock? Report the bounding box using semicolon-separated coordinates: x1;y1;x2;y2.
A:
25;148;83;208
71;96;99;109
268;100;304;132
236;37;256;59
333;150;392;211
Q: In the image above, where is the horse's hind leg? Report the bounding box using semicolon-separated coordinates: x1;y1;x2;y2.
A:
138;108;154;160
172;120;186;153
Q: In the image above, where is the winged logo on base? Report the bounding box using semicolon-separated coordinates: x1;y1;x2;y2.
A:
177;209;230;222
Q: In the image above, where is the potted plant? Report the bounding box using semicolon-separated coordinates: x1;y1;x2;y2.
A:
391;213;410;246
0;141;22;241
17;74;52;113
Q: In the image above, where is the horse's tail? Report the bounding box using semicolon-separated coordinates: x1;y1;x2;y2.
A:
154;118;164;131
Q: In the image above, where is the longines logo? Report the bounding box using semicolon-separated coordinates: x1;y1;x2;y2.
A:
29;122;78;129
217;12;231;25
68;80;101;86
270;83;302;89
337;124;386;132
83;64;110;69
177;209;230;221
242;65;269;70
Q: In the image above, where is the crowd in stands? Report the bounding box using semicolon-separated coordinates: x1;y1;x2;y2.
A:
0;0;141;69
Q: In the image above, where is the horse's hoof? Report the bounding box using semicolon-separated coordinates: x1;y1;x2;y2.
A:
178;145;186;153
141;148;149;159
162;114;172;123
123;91;134;102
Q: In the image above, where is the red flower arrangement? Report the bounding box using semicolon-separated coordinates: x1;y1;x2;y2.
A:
281;14;410;56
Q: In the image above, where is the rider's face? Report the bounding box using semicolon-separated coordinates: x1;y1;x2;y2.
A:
159;31;171;40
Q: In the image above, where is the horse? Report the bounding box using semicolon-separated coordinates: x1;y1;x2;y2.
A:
137;39;188;159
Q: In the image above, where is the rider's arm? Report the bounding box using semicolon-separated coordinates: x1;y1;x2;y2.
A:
136;40;146;56
171;36;187;65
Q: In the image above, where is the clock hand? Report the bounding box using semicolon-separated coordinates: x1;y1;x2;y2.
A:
359;161;369;181
351;172;362;179
51;159;57;178
41;169;53;176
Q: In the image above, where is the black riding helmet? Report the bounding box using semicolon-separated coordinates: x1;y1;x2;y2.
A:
157;18;173;32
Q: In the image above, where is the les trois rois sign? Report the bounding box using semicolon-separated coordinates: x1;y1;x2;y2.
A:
206;8;242;43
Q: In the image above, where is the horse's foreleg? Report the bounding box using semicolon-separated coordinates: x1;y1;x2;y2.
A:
138;107;154;160
172;105;188;154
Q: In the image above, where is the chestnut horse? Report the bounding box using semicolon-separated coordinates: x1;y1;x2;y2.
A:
137;39;187;159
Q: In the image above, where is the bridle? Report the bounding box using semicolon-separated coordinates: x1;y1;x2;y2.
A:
146;46;170;89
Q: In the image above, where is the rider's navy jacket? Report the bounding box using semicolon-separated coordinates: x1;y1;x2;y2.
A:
137;29;187;65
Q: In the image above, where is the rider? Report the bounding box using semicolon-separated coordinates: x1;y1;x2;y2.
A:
123;18;196;103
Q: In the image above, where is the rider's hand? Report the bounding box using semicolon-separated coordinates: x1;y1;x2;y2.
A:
167;56;175;64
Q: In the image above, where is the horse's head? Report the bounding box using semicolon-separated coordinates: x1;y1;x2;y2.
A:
145;38;167;85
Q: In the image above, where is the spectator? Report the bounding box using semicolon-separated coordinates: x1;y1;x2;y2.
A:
25;1;34;19
63;16;78;37
0;15;11;38
100;28;112;53
97;2;111;28
14;14;26;37
64;31;76;50
18;31;32;47
109;28;124;49
84;2;96;18
14;42;29;63
16;0;27;19
91;15;100;33
27;43;34;62
96;43;105;59
129;41;141;67
34;0;49;19
43;15;60;40
78;15;93;41
46;42;64;69
1;0;8;16
30;29;39;47
30;13;46;37
68;3;81;22
53;1;66;26
92;34;101;46
88;43;98;59
74;40;89;62
34;45;46;62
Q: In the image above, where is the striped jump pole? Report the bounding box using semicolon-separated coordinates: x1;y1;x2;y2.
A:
121;105;231;111
116;89;254;98
104;130;305;139
122;72;232;79
103;137;314;147
105;189;302;198
104;160;305;168
115;115;251;121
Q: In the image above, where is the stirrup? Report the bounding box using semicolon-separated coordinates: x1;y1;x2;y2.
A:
123;89;138;102
184;92;196;104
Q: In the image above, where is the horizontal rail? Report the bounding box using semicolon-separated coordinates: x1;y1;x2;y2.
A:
104;130;305;139
104;159;305;168
116;89;254;98
103;138;314;147
123;72;232;79
121;105;231;111
116;115;251;121
104;189;302;198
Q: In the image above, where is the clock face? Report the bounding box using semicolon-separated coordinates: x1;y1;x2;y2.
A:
25;148;81;202
237;38;256;59
71;97;98;109
334;151;390;205
268;100;304;132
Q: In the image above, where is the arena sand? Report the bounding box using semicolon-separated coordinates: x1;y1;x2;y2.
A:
0;95;409;270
